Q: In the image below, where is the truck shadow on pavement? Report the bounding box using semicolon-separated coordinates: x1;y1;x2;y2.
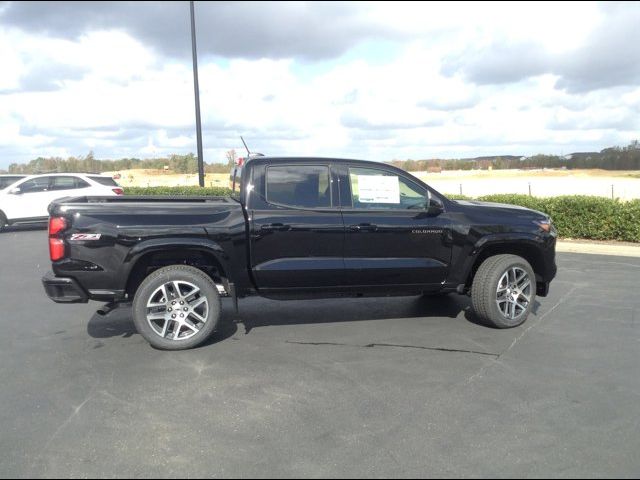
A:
86;305;239;347
235;294;483;334
86;294;539;344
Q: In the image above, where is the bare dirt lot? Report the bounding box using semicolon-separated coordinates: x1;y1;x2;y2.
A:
109;168;640;199
412;168;640;200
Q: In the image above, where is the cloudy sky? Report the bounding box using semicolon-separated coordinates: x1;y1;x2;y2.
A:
1;1;639;167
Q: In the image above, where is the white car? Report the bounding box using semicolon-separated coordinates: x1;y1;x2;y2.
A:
0;173;123;231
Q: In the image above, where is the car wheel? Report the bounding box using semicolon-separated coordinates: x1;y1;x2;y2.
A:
132;265;221;350
0;212;6;233
471;254;536;328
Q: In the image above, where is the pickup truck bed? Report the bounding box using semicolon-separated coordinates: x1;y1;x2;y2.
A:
45;195;249;303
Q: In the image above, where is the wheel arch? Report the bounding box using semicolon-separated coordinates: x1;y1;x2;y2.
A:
466;237;548;289
123;238;231;298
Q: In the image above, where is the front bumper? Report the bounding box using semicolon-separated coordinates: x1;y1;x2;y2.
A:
42;271;89;303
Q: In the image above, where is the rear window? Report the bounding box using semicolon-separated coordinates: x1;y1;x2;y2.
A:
266;165;331;208
89;176;118;186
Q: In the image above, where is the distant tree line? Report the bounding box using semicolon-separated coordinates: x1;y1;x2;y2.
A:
4;151;233;175
389;140;640;171
3;142;639;175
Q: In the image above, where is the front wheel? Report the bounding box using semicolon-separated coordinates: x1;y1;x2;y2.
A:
471;254;536;328
132;265;221;350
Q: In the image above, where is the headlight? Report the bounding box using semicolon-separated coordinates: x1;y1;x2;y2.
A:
534;218;556;236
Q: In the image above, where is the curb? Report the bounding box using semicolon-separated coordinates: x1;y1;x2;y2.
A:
556;240;640;258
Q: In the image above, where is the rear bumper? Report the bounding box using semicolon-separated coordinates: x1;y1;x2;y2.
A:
42;271;89;303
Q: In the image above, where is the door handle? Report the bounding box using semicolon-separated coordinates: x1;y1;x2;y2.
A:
260;223;291;232
348;223;378;231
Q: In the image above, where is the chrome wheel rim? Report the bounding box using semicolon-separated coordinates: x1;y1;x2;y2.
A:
146;280;209;341
496;267;531;321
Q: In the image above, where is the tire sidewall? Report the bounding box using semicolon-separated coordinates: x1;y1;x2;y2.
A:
485;257;536;328
132;266;221;350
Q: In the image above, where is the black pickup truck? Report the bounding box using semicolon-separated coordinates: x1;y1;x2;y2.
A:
43;157;557;350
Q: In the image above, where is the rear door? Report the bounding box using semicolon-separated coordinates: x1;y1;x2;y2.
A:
249;162;344;290
338;164;452;287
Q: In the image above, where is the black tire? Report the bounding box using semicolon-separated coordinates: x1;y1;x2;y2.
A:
132;265;221;350
471;254;536;328
0;212;6;232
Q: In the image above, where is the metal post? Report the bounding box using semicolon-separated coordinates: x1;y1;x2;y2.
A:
611;184;614;200
459;183;462;195
190;0;205;187
528;182;532;196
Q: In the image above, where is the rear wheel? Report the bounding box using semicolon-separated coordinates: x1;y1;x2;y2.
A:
132;265;221;350
0;212;6;233
471;254;536;328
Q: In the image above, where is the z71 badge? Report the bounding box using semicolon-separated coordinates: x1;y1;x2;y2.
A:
69;233;102;241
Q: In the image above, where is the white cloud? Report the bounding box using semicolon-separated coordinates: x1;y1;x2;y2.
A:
0;1;638;168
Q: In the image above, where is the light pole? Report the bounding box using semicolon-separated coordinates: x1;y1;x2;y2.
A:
190;0;205;187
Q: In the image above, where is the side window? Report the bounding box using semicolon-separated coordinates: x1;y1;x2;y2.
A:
50;176;90;190
348;167;427;210
18;177;50;194
266;165;331;209
87;176;116;186
76;178;90;189
51;177;74;190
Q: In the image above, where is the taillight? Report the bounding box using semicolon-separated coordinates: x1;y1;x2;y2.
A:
48;216;68;261
49;238;66;261
49;217;67;236
112;188;124;195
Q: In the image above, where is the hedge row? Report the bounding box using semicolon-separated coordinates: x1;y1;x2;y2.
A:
124;187;640;242
451;194;640;242
124;186;231;196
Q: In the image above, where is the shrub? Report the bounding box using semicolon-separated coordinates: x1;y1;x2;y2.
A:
124;186;232;196
476;194;545;212
448;193;640;242
445;194;472;201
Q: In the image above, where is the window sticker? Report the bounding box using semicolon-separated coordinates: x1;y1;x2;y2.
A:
357;175;400;203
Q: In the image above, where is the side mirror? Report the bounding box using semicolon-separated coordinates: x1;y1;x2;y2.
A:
426;197;444;216
9;187;21;195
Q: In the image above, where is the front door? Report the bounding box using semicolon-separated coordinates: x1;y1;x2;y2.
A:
249;162;344;290
340;165;452;287
4;176;53;220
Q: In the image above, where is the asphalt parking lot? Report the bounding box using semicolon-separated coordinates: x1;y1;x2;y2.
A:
1;227;639;478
